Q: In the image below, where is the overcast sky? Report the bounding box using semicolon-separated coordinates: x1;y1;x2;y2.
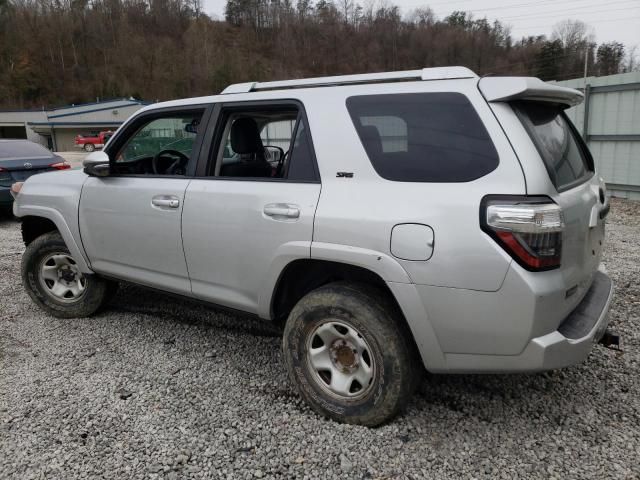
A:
202;0;640;48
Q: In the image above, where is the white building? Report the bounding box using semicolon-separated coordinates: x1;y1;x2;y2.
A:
0;98;148;151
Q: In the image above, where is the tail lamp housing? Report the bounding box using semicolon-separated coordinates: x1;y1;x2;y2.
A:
480;195;564;271
50;161;71;170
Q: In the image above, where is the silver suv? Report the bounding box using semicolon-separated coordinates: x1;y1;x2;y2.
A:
12;67;613;426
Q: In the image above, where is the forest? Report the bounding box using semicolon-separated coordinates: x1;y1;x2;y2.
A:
0;0;636;109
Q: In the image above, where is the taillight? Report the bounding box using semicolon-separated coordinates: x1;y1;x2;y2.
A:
50;161;71;170
481;195;564;271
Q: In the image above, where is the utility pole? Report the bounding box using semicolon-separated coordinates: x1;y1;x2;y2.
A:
584;44;589;88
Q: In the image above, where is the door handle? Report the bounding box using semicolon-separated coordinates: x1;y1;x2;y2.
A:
263;203;300;219
152;195;180;209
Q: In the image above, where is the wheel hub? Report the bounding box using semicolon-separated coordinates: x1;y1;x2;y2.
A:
59;266;77;283
330;339;359;373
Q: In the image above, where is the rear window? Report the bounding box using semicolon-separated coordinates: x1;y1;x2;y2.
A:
0;140;52;160
346;93;499;182
514;101;593;191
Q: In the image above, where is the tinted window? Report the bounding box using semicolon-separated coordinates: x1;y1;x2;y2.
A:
119;115;201;162
346;93;499;182
515;102;593;191
211;106;318;182
111;112;203;176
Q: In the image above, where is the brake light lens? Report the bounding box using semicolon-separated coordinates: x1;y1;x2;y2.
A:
481;196;564;271
50;161;71;170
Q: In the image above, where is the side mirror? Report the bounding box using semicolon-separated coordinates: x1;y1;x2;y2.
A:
264;146;284;164
83;151;110;177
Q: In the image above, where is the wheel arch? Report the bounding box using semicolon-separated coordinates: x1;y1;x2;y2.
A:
17;210;92;273
270;258;399;323
267;253;447;372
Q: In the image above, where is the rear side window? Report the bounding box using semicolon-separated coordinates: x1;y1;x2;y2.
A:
514;101;593;191
346;93;499;182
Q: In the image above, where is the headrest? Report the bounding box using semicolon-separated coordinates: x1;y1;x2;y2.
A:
230;117;263;154
360;125;383;157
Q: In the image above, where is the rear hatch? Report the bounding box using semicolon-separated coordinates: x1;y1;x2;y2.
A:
514;100;604;289
479;77;606;298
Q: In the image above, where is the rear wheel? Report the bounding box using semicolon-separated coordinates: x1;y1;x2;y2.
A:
21;232;115;318
84;143;95;152
283;282;417;426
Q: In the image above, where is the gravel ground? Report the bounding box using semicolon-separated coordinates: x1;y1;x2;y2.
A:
1;198;639;479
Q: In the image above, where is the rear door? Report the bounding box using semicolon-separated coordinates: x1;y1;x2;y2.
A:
181;101;321;316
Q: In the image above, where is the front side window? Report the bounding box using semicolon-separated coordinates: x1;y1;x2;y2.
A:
211;106;318;182
346;93;499;182
514;101;593;191
112;112;203;175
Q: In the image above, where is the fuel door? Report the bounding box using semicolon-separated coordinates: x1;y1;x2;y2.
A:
390;223;435;261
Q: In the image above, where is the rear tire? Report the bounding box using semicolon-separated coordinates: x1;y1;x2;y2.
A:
21;232;114;318
283;282;417;426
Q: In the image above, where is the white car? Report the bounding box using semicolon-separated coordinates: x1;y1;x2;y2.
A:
12;67;613;425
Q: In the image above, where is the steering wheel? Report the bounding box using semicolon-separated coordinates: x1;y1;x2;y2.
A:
152;149;190;175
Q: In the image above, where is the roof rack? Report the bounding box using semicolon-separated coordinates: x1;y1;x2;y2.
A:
221;67;477;94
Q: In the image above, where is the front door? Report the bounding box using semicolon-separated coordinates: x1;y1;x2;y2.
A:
79;108;208;294
182;103;321;315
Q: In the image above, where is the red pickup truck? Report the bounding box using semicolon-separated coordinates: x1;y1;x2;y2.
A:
74;131;113;152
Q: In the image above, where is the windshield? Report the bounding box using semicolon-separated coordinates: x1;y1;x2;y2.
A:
514;101;593;191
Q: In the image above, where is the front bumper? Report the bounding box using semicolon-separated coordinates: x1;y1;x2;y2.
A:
443;270;614;372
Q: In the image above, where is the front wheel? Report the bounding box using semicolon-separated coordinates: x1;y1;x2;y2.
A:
283;282;417;426
84;143;95;152
21;232;115;318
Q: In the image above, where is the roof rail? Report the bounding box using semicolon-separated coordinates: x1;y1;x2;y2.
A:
220;67;477;94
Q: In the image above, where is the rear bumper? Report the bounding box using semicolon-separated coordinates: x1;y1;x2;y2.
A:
442;269;614;372
0;187;13;206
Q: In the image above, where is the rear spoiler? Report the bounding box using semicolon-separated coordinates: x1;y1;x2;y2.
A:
478;77;583;108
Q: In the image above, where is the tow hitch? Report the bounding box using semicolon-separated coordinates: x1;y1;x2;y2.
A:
598;329;621;351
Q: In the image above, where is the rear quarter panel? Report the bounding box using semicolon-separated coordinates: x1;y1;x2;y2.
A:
304;80;526;292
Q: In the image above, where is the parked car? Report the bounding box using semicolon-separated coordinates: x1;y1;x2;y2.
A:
0;139;69;214
74;131;113;152
11;67;613;426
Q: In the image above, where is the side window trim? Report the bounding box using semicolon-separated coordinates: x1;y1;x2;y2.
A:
104;104;213;178
194;99;321;183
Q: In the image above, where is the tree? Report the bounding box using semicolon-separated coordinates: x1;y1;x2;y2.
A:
596;42;625;75
0;1;632;109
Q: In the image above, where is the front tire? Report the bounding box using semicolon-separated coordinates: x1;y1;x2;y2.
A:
21;232;113;318
84;143;95;152
283;282;417;426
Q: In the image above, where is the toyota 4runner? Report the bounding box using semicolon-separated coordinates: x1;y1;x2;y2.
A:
12;67;614;426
